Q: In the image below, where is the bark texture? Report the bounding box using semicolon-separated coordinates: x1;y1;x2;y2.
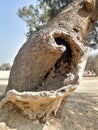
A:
3;0;98;123
7;0;98;92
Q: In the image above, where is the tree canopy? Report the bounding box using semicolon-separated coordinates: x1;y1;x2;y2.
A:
0;63;11;70
17;0;73;38
86;22;98;49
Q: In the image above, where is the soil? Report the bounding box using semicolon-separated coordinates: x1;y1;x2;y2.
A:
61;77;98;130
0;71;98;130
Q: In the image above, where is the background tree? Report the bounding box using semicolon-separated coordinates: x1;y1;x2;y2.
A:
17;0;73;38
86;22;98;49
18;3;50;38
0;63;11;70
38;0;73;19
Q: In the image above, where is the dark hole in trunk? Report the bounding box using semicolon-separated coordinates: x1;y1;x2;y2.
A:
54;37;72;75
40;37;73;91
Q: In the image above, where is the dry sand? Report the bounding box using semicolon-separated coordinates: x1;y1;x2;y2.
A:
0;71;98;130
0;71;10;99
61;77;98;130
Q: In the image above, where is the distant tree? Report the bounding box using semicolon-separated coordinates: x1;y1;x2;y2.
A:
17;3;50;38
85;54;98;76
17;0;73;39
0;63;11;70
38;0;73;18
86;22;98;49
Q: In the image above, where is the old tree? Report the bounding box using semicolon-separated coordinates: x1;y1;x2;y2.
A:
0;0;98;129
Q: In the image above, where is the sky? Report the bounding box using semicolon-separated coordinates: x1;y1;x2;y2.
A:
0;0;37;65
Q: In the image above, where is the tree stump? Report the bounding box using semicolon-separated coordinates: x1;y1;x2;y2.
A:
1;0;98;125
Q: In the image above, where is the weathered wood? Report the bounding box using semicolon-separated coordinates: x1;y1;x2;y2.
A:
3;0;98;123
6;0;98;93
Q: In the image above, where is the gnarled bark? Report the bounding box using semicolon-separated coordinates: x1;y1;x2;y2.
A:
2;0;98;124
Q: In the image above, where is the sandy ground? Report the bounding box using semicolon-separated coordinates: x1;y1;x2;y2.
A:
0;71;10;98
0;71;98;130
61;77;98;130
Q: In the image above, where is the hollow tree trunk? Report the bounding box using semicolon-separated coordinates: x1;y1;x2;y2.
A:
6;0;98;92
1;0;98;124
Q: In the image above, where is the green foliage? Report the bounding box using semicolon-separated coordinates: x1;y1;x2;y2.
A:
18;3;50;38
18;4;48;30
39;0;73;20
39;0;73;10
17;0;73;38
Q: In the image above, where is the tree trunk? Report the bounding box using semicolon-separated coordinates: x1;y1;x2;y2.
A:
3;0;98;123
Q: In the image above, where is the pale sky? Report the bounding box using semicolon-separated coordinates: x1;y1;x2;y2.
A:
0;0;37;65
